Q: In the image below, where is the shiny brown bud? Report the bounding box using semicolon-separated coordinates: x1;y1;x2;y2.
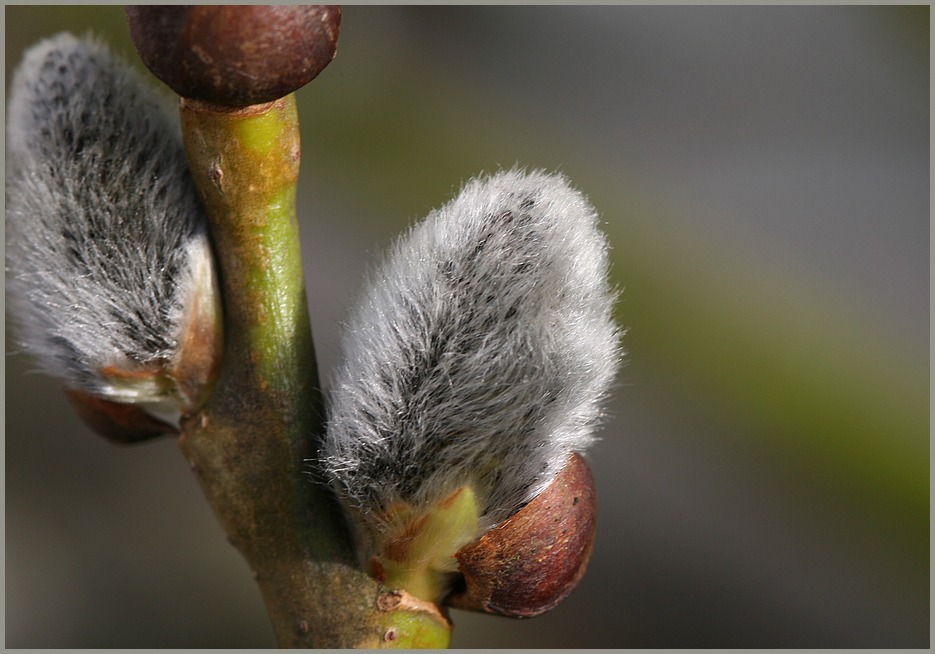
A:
444;452;597;618
125;5;341;106
65;387;178;444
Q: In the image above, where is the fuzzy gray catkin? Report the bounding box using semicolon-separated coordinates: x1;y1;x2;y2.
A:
6;33;216;413
322;169;621;547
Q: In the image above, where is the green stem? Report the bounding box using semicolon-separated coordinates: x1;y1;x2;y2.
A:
378;485;482;606
176;95;450;648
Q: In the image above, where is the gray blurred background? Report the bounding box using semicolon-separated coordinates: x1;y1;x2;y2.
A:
6;5;928;648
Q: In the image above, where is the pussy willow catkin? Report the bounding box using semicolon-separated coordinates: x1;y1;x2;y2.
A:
322;169;621;555
6;33;217;414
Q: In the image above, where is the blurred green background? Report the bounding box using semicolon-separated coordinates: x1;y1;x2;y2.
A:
5;5;928;648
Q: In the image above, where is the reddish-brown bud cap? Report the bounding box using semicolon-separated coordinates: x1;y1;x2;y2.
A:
444;452;598;617
125;5;341;106
65;387;177;444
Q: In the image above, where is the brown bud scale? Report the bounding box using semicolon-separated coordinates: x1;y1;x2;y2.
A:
444;452;597;617
65;387;177;444
126;5;341;106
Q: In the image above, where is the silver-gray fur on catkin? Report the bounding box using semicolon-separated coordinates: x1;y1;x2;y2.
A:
6;33;213;404
322;168;622;545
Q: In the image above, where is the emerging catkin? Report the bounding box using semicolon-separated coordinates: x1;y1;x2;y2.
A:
322;169;621;552
6;33;217;412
